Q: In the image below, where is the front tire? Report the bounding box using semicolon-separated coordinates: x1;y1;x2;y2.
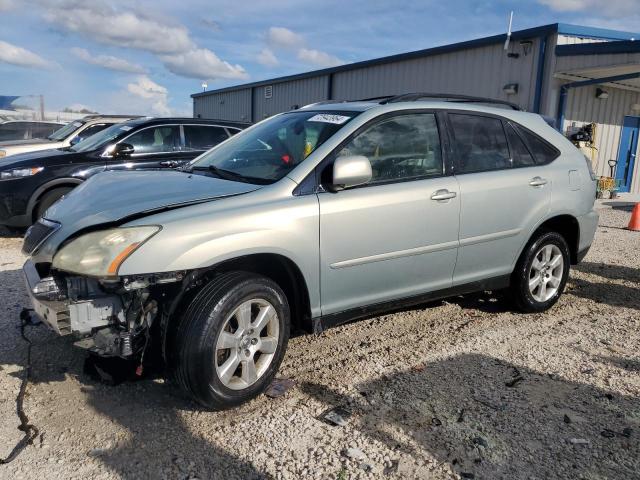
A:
170;272;290;409
511;231;570;313
35;187;73;222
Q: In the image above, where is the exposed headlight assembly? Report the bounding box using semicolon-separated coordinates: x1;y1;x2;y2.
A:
52;226;161;277
0;166;44;180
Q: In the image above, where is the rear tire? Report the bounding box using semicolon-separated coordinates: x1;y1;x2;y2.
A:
34;187;73;222
169;271;290;409
511;231;570;313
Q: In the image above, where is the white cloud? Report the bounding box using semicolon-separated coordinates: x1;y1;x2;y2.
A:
267;27;304;49
257;48;279;67
42;2;192;54
65;103;96;113
297;48;344;68
160;48;248;81
126;75;171;116
0;40;53;69
0;0;15;11
71;47;146;74
538;0;638;15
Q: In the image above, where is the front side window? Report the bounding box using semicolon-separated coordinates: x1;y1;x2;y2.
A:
336;113;443;184
183;125;229;150
191;111;357;184
449;114;510;174
124;125;180;154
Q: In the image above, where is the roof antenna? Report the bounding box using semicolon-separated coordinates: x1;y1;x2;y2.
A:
504;11;514;51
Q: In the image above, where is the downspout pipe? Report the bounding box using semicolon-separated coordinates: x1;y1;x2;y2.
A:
556;72;640;132
532;34;547;114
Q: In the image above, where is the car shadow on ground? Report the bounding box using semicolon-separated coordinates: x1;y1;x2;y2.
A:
301;353;639;479
569;262;640;310
601;201;636;212
0;226;23;239
0;268;266;480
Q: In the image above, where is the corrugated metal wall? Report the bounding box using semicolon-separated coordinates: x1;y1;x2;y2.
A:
563;85;640;194
193;89;252;122
332;40;541;110
252;76;329;120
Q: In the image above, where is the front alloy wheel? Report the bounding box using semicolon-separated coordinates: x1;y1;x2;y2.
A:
170;272;290;409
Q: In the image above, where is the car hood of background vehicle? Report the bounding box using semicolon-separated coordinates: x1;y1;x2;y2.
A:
0;138;55;148
0;147;78;167
45;169;261;232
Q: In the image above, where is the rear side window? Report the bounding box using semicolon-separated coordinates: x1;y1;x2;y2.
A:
31;122;62;139
449;114;510;174
183;125;229;150
514;124;560;165
505;123;536;167
0;123;28;140
336;113;443;184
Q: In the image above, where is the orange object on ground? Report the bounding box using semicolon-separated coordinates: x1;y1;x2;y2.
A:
628;203;640;231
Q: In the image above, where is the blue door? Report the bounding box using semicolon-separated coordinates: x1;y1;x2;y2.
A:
616;116;640;192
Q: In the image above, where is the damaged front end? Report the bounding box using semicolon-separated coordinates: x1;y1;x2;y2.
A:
23;259;183;358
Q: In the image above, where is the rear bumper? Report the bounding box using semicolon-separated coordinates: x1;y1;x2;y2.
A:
576;209;599;263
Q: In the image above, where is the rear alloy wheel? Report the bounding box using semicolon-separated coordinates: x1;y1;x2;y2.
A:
511;231;570;312
170;272;290;409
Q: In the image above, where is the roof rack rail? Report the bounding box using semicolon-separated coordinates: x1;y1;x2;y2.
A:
379;93;522;111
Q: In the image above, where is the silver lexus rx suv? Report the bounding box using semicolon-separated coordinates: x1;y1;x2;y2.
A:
22;94;598;409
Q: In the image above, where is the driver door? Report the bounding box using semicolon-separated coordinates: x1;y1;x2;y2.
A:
318;112;460;315
106;124;192;171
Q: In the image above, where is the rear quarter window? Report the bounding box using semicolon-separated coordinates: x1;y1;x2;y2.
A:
513;123;560;165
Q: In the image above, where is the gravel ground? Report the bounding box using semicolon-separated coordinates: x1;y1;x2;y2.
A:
0;203;638;480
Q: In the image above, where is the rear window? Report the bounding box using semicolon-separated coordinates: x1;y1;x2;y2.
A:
514;124;560;165
183;125;229;150
505;123;535;168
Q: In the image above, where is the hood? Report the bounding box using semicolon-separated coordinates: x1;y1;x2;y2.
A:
0;147;76;168
45;169;261;233
0;138;55;148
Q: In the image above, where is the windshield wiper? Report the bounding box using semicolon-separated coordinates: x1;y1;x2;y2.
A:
189;165;270;184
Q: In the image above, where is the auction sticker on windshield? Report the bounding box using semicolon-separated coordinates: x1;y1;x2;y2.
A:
308;114;351;125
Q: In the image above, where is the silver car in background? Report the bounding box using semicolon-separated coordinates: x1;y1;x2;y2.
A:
22;94;598;409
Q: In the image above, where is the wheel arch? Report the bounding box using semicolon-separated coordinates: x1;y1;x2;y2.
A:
164;252;313;342
27;178;83;221
521;214;580;265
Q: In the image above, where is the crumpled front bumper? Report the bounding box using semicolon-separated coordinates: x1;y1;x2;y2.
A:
23;259;72;335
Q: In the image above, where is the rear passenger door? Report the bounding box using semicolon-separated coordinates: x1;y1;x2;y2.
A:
447;112;551;285
183;125;231;153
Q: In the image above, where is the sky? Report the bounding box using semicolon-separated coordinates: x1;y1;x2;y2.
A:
1;0;639;116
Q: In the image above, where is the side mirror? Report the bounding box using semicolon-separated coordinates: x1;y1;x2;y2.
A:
69;136;82;146
112;143;134;157
328;155;372;191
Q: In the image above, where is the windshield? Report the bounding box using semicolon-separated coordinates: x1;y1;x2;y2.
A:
190;111;358;184
47;120;86;141
69;123;135;152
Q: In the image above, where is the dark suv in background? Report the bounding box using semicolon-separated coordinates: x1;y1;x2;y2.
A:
0;118;247;227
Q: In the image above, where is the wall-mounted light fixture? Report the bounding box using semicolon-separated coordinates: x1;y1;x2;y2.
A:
503;83;519;95
595;87;609;99
631;103;640;112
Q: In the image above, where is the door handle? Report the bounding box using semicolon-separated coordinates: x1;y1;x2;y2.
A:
529;176;548;187
431;189;457;201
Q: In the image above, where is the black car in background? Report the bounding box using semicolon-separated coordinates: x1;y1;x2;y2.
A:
0;120;65;141
0;118;247;228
